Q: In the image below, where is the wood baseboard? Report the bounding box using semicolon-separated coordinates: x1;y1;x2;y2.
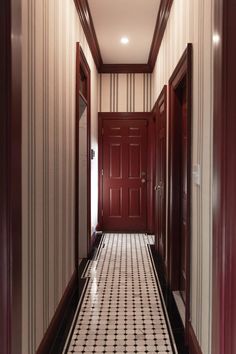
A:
188;322;202;354
36;270;77;354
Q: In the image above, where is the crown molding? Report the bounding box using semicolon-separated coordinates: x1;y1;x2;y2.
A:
74;0;173;73
74;0;103;69
99;63;152;74
148;0;174;71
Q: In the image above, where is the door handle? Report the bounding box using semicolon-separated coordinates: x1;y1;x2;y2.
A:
154;185;161;191
141;178;146;184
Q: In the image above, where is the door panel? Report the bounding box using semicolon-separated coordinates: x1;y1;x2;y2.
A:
128;144;141;178
110;144;122;178
155;88;167;267
128;188;141;217
109;188;122;217
102;119;147;231
180;88;187;302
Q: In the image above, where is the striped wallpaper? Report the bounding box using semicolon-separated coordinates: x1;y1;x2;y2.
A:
152;0;213;353
21;0;98;353
98;73;153;112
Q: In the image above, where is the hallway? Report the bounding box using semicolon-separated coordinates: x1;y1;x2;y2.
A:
2;0;236;353
64;234;176;354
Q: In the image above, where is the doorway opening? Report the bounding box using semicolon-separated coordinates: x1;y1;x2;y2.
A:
168;44;192;334
75;44;91;268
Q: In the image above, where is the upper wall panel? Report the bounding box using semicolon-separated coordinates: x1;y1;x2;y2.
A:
98;73;153;112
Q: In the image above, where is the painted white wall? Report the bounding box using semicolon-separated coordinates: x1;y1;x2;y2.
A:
22;0;98;352
152;1;213;353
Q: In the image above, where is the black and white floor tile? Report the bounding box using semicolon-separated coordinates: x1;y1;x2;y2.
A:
63;233;177;354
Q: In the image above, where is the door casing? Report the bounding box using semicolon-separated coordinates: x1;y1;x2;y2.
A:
154;86;167;273
168;44;192;339
75;43;91;267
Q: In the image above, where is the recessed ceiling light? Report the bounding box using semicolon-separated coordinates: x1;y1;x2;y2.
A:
120;37;129;45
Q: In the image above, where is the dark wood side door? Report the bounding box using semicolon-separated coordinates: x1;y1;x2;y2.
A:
102;119;147;231
155;87;167;266
180;85;187;303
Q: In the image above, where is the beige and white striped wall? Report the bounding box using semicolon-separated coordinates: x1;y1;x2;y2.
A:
21;0;98;353
152;0;213;353
98;73;153;112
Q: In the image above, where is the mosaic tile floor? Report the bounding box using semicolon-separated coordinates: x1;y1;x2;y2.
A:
64;234;176;354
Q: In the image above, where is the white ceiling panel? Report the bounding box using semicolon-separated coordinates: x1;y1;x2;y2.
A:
88;0;161;64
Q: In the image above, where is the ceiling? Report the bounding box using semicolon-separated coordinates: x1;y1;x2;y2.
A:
88;0;161;64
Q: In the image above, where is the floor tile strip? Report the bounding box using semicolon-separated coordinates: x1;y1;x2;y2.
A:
64;234;177;354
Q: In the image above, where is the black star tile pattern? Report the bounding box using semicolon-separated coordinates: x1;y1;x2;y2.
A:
64;234;176;354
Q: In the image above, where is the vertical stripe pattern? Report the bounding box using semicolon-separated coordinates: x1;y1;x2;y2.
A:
22;0;98;353
99;73;152;112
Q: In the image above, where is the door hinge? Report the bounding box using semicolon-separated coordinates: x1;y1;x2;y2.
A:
101;169;104;176
101;210;104;217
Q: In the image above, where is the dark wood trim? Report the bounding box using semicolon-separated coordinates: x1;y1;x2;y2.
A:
36;271;77;354
75;43;92;269
168;43;192;341
212;1;236;353
0;0;22;353
73;0;173;73
74;0;103;69
148;0;174;71
188;323;202;354
154;85;167;268
99;64;152;74
98;112;153;231
147;114;157;234
98;112;153;120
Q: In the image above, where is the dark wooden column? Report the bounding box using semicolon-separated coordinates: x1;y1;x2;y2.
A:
213;1;236;353
0;0;22;353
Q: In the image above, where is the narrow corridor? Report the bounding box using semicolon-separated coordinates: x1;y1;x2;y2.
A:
63;234;177;354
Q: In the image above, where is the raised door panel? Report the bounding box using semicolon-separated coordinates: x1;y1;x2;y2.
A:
128;188;142;217
109;188;122;217
109;144;122;179
128;144;141;179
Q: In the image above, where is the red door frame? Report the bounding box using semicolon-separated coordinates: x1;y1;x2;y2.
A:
98;112;155;233
212;1;236;353
168;44;192;340
154;86;167;271
0;0;22;353
75;43;91;267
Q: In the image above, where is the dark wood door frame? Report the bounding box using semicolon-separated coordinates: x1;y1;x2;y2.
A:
98;112;154;233
154;86;167;270
168;44;192;339
0;0;22;353
75;43;91;268
212;1;236;353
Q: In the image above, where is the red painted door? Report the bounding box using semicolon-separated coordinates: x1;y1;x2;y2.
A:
180;86;187;303
102;119;147;231
155;90;167;266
